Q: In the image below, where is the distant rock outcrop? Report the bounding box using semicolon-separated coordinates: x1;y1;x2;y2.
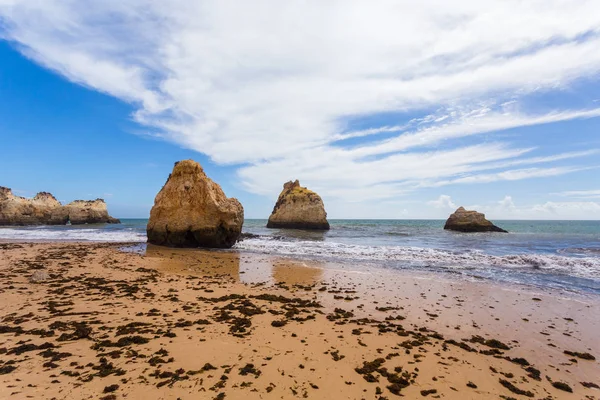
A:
267;180;329;230
146;160;244;248
444;207;507;233
0;187;67;225
0;186;119;226
64;199;121;225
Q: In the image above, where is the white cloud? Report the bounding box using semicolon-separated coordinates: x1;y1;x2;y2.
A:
554;189;600;199
450;196;600;220
498;196;516;212
531;201;600;216
424;166;590;187
238;142;535;197
1;1;600;211
346;108;600;158
428;195;456;209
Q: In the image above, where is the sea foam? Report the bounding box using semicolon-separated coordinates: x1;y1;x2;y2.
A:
0;227;146;242
234;237;600;280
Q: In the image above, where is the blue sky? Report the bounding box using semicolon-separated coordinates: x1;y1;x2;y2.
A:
1;1;600;219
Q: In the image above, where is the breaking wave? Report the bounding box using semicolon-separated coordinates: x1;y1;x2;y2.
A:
234;237;600;280
0;227;146;242
1;218;599;293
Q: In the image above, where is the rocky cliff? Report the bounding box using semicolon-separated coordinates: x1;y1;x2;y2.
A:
0;187;68;225
63;199;121;225
0;186;119;226
146;160;244;248
267;180;329;230
444;207;507;233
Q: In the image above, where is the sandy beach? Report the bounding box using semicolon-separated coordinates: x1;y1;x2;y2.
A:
1;242;598;399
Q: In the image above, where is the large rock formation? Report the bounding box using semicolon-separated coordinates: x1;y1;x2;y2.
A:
146;160;244;248
444;207;507;233
0;186;119;226
63;199;121;225
267;180;329;230
0;187;68;225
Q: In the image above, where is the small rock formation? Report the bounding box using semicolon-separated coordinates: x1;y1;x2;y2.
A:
0;186;119;226
444;207;507;233
67;199;122;224
267;180;330;230
146;160;244;248
63;199;121;225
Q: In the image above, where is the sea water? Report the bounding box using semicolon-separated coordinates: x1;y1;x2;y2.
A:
1;219;599;294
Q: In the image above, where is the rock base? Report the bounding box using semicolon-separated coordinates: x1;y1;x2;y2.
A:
266;220;330;230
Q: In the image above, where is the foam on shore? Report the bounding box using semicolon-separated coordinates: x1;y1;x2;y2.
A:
0;227;146;242
235;237;600;281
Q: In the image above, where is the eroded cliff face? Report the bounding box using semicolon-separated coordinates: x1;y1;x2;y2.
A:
146;160;244;248
267;180;329;230
0;186;119;226
444;207;507;233
63;199;121;225
0;187;68;225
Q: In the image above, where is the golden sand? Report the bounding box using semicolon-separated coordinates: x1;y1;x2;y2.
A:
0;242;598;399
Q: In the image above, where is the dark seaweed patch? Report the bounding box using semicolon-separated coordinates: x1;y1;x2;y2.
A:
499;379;534;397
239;363;261;378
552;381;573;392
564;350;595;360
92;336;149;350
0;365;17;375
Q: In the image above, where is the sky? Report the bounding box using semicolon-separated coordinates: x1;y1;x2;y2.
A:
1;1;600;220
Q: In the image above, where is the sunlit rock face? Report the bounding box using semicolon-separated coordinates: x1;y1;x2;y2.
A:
444;207;507;233
267;180;329;230
63;199;120;224
147;160;244;248
0;187;67;225
0;187;119;226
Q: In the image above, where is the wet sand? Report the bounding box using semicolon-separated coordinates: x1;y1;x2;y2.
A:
0;242;598;399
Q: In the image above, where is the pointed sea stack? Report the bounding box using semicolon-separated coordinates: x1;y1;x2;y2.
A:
444;207;507;233
146;160;244;248
267;180;329;230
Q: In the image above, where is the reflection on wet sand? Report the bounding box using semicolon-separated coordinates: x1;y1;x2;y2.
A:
272;258;324;286
143;244;241;282
142;244;325;287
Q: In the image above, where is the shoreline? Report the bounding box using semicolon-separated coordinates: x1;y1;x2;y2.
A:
1;241;599;399
3;238;599;299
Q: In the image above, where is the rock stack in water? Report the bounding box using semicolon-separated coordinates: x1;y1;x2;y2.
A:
444;207;507;233
0;186;119;225
267;180;329;230
146;160;244;248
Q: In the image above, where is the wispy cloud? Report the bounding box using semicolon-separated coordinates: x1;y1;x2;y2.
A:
424;166;592;187
428;195;457;209
346;107;600;158
429;195;600;220
532;201;600;216
554;189;600;199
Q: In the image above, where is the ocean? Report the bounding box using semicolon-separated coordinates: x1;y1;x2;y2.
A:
1;219;599;295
